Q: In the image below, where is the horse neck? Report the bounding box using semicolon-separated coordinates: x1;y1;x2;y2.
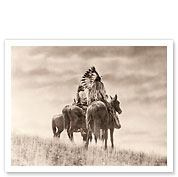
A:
109;101;117;113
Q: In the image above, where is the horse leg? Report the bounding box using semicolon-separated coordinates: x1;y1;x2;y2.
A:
66;127;70;139
52;127;57;137
70;131;74;141
68;126;74;141
89;131;92;142
85;132;89;149
69;119;76;141
110;128;114;148
104;128;108;150
101;129;105;141
94;135;97;143
52;118;57;137
85;125;92;149
68;110;78;141
57;129;63;138
67;127;74;141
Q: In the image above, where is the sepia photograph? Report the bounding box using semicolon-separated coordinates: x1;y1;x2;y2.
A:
5;40;173;172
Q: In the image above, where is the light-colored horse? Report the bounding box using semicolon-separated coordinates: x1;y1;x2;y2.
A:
52;114;64;138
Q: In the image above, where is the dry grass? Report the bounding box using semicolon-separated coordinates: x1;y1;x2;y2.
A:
11;134;167;166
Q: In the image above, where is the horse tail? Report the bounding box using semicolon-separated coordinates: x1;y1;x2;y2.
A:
94;119;100;140
91;110;100;140
85;110;93;143
62;106;70;129
52;117;56;136
86;111;90;129
86;106;101;140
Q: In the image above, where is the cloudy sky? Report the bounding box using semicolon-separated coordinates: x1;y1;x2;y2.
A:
11;46;167;155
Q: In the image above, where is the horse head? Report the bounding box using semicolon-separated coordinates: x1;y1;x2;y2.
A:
110;94;122;114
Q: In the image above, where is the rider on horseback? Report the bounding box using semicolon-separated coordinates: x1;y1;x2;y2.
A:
79;66;107;105
77;66;121;129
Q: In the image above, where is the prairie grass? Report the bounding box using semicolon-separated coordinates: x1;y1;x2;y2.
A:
11;134;167;166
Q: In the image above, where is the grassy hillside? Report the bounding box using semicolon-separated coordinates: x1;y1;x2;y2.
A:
11;134;167;166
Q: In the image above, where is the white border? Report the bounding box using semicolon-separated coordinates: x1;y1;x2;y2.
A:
5;40;173;172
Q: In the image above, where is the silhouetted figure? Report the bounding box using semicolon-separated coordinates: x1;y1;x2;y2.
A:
79;66;107;105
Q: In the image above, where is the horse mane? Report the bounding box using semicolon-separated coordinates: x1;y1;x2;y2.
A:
99;91;105;102
98;91;117;123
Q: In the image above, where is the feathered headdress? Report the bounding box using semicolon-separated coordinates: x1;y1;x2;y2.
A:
80;66;101;89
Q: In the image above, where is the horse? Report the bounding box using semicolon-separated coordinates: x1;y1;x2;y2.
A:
52;114;64;138
52;109;91;141
85;100;109;149
62;102;92;142
107;94;122;148
110;94;122;115
85;94;122;149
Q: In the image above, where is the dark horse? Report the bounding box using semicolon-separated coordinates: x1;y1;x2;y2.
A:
62;102;92;142
85;94;122;149
108;94;122;148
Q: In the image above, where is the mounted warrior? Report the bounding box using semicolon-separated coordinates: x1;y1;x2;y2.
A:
76;66;121;129
77;66;107;106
